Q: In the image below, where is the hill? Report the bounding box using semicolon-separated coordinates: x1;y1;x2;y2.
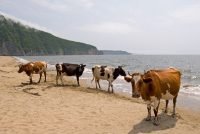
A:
0;15;101;56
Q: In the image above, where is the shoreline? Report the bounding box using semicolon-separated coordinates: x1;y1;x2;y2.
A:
0;56;200;134
14;56;200;112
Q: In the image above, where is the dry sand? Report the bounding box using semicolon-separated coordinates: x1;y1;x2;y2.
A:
0;56;200;134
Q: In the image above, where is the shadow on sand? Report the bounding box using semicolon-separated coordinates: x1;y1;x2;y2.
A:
22;88;41;96
15;82;41;96
128;112;179;134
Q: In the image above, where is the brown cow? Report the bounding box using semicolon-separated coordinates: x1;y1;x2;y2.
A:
18;61;47;84
124;67;181;125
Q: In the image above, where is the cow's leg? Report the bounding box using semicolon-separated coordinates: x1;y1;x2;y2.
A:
146;103;151;121
165;100;169;113
97;80;101;89
38;73;42;83
172;96;177;117
56;74;60;85
94;79;98;89
153;99;160;126
44;71;47;82
60;73;64;86
76;76;80;86
111;83;114;93
108;82;111;93
29;74;33;84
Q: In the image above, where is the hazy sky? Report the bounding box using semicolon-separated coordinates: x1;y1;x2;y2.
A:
1;0;200;54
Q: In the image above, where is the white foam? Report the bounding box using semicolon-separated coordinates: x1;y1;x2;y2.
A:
47;64;56;71
191;75;197;80
181;85;200;96
84;68;92;74
14;56;29;64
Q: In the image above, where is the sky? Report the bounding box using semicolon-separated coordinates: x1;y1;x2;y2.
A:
1;0;200;54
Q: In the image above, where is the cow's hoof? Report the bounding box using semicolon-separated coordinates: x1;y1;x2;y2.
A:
153;118;159;126
172;113;176;118
153;121;159;126
145;117;151;121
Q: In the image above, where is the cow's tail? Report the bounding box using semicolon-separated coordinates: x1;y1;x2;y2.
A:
45;63;48;69
91;67;95;83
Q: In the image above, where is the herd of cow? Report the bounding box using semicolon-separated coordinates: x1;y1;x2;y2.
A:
18;61;181;126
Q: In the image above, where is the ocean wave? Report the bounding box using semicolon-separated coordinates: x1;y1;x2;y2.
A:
13;56;29;64
84;68;92;74
181;85;200;96
182;69;192;73
47;64;56;71
182;75;200;80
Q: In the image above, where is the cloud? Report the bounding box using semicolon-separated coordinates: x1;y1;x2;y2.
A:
80;0;94;8
31;0;95;12
81;22;137;34
31;0;68;12
171;5;200;23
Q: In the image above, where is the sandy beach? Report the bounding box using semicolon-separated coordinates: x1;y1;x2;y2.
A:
0;56;200;134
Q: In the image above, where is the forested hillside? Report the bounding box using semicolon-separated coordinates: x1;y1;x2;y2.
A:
0;15;101;56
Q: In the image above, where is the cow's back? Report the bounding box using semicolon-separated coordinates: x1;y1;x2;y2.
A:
92;65;114;80
32;61;47;73
92;65;103;78
62;63;78;76
151;68;181;97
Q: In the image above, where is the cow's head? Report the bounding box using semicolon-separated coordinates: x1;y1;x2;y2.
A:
124;72;142;98
124;71;154;98
55;64;62;71
78;64;86;74
118;66;126;76
18;64;25;73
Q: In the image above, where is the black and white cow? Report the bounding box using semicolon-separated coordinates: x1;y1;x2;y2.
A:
56;63;86;86
91;65;126;93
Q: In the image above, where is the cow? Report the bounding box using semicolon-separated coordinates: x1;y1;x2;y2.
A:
56;63;86;86
18;61;47;84
124;67;181;125
91;65;126;93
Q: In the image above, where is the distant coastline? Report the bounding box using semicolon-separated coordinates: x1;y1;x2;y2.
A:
100;50;131;55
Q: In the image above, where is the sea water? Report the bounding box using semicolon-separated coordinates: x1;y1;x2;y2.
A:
16;55;200;111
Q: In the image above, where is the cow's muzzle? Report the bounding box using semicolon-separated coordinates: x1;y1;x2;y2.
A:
132;93;140;98
18;70;22;73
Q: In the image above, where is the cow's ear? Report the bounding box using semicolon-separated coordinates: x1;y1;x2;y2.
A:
143;77;152;83
124;76;132;82
82;64;86;67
